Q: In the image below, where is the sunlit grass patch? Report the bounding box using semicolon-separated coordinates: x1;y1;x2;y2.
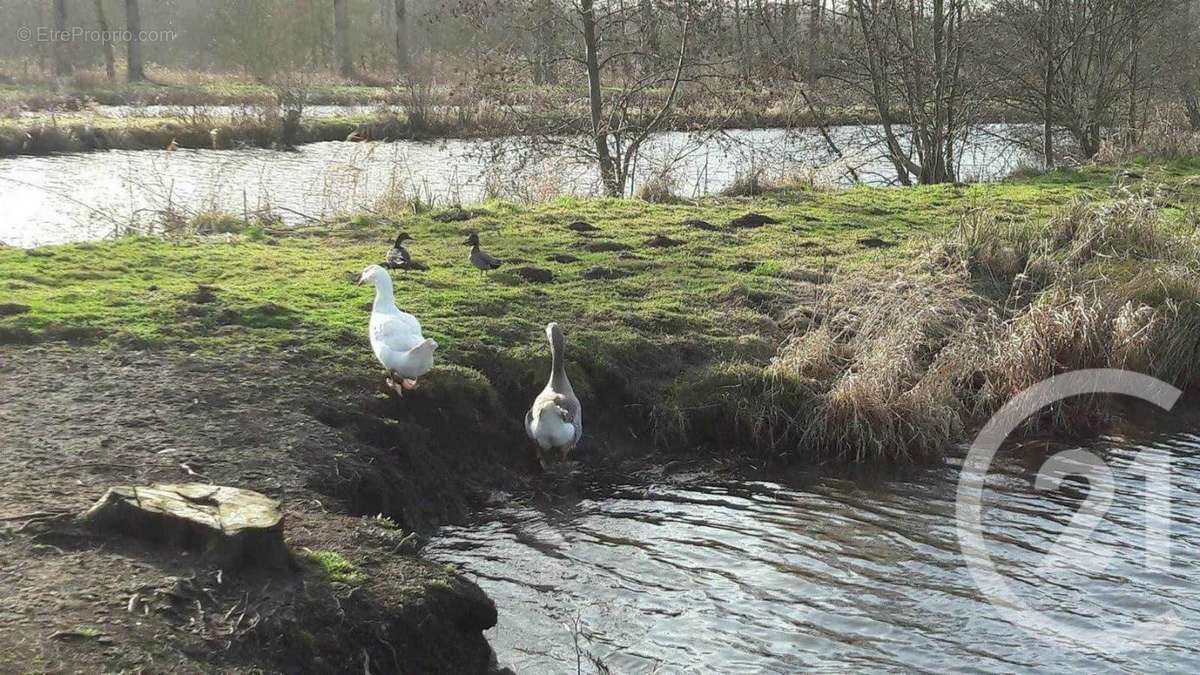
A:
303;549;368;586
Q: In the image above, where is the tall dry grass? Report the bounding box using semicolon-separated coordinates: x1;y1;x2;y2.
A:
663;186;1200;463
1096;107;1200;163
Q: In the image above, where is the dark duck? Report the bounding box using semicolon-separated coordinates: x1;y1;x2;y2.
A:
463;232;503;275
384;231;416;270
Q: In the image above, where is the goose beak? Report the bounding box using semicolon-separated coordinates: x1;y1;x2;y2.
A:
355;274;366;286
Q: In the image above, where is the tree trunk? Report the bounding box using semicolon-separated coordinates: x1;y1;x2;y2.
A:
533;0;556;85
124;0;144;82
1125;8;1140;145
640;0;659;74
581;0;619;196
1042;0;1055;168
53;0;73;77
807;0;821;78
1184;91;1200;131
734;0;749;82
95;0;116;80
380;0;394;34
393;0;409;74
81;484;291;571
334;0;354;78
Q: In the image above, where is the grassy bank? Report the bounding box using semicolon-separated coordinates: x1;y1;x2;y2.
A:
3;160;1198;464
0;103;867;157
0;110;461;155
0;73;1032;156
0;74;396;110
0;103;1032;157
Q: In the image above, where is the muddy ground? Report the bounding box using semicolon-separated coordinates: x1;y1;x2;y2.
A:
0;345;535;673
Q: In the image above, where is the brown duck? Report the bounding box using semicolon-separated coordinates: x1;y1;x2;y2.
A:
463;232;503;275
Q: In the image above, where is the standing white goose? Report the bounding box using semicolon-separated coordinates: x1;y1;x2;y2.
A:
356;264;437;396
525;322;582;467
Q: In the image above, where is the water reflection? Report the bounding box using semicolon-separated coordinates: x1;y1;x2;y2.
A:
0;124;1037;247
427;432;1200;673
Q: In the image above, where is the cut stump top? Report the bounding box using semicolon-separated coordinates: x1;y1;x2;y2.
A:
81;483;290;570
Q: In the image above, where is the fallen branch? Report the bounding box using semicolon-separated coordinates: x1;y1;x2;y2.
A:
0;511;71;522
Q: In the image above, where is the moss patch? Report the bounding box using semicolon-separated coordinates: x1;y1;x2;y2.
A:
303;549;368;586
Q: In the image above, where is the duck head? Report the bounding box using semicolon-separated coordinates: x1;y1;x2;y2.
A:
463;232;481;247
393;231;413;247
356;263;390;286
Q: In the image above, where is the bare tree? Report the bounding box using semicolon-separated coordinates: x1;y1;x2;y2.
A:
984;0;1061;166
581;0;690;195
394;0;410;73
94;0;116;80
836;0;974;184
125;0;144;82
53;0;73;77
334;0;354;77
531;0;559;85
1184;1;1200;129
638;0;659;72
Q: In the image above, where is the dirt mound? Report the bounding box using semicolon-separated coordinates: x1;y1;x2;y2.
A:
511;266;555;283
573;240;632;253
857;236;897;249
645;234;684;248
683;218;719;231
582;266;633;280
729;213;779;229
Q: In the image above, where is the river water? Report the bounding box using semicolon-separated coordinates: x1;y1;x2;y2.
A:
0;124;1037;247
426;430;1200;673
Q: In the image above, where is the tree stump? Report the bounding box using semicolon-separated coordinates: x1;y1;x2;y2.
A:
80;483;290;570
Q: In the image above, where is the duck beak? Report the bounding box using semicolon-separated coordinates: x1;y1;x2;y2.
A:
355;274;366;286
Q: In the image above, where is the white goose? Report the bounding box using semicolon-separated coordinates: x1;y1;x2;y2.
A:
525;322;582;467
356;264;437;395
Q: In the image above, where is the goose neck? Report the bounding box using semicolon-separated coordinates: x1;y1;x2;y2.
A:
549;330;567;388
371;276;396;311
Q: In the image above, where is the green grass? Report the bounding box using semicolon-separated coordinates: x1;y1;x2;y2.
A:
3;160;1198;461
303;549;368;586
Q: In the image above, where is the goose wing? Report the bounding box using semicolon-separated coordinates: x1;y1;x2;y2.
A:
560;393;582;446
371;310;423;349
472;247;503;269
386;245;411;268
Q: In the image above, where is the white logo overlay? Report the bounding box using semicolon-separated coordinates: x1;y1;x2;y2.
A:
956;369;1182;654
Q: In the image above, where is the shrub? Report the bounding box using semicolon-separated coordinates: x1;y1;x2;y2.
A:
662;188;1200;463
635;169;682;204
721;167;768;197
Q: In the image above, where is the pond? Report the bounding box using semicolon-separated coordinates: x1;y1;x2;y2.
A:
0;124;1038;247
426;430;1200;673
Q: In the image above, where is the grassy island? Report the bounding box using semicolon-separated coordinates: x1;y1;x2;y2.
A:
5;159;1199;466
